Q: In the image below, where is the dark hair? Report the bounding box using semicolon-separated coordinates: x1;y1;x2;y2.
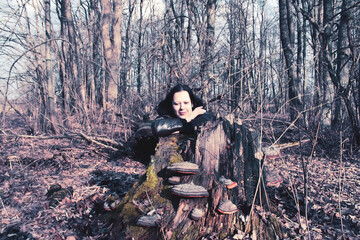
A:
157;84;203;117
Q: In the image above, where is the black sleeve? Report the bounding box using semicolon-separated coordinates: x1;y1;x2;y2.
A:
151;117;186;137
187;112;215;130
151;112;215;137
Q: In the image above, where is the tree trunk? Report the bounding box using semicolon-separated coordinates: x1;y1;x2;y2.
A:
136;0;143;94
91;1;103;108
199;0;216;105
84;0;96;113
44;0;58;134
100;0;122;105
56;0;71;125
120;0;134;103
109;119;282;239
279;0;303;121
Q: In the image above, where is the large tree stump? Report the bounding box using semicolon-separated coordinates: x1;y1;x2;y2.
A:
109;118;283;239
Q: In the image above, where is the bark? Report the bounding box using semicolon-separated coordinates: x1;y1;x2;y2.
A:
83;0;97;113
331;0;349;127
113;0;123;105
200;0;216;104
279;0;303;121
44;0;58;134
56;0;71;122
100;0;122;105
308;0;325;127
91;1;103;107
64;0;83;107
227;1;239;112
168;0;188;80
120;0;134;101
136;0;143;94
109;119;282;239
323;0;360;144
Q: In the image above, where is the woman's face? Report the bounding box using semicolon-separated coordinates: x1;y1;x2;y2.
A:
172;91;193;119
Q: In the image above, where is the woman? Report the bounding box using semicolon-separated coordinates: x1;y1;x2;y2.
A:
152;84;214;137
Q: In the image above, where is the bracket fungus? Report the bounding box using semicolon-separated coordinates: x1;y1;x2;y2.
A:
171;183;209;198
219;176;238;189
217;200;238;214
265;166;283;187
190;208;204;221
167;162;199;175
262;146;281;160
136;214;161;227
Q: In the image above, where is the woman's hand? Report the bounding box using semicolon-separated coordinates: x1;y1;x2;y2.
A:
185;107;206;122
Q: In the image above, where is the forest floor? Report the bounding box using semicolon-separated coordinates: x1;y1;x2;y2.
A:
0;114;359;240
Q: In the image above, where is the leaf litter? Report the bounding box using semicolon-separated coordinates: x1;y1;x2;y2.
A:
0;120;145;239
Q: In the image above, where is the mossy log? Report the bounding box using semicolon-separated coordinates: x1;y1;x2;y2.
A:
110;118;283;239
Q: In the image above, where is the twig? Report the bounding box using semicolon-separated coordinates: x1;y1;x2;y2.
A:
92;135;124;147
0;128;75;139
0;196;9;216
338;132;345;239
79;131;119;151
275;139;310;149
303;122;320;239
244;157;268;233
145;190;166;239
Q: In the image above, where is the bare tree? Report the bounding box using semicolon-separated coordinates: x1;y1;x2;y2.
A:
136;0;143;94
200;0;216;103
44;0;58;134
100;0;122;107
279;0;303;121
120;0;135;101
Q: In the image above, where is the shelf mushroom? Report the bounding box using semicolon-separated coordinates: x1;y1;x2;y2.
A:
171;183;209;198
217;200;238;214
136;214;161;227
262;146;281;160
167;162;199;175
219;176;238;189
190;208;204;221
265;166;283;187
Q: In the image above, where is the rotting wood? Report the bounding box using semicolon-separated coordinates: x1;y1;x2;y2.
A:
109;118;283;239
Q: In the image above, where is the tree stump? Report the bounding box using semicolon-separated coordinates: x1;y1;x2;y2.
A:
109;118;283;239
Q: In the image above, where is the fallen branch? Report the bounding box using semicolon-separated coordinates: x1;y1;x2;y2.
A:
78;131;119;151
0;128;123;151
275;139;310;149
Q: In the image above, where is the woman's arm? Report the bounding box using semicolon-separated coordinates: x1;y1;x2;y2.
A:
151;117;185;137
151;112;214;137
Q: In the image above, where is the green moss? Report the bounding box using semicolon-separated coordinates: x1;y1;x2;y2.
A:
169;152;183;164
219;230;229;239
133;163;159;199
155;136;179;153
116;181;139;210
121;202;140;224
114;161;160;224
168;136;180;146
125;225;149;239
